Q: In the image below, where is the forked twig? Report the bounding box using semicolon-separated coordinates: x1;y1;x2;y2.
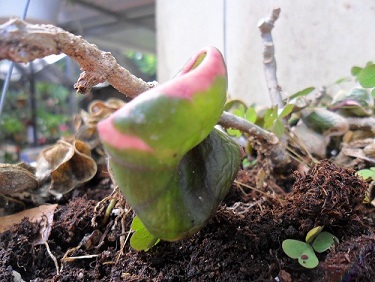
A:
0;18;152;97
0;16;291;168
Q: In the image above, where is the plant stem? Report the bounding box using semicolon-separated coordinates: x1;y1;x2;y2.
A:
0;17;291;165
0;18;152;97
218;111;278;145
258;7;284;109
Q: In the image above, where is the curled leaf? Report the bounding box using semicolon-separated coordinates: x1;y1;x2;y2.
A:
331;88;374;117
0;163;38;195
0;204;58;244
75;98;126;166
301;108;349;136
305;226;324;244
79;98;126;129
36;138;97;195
98;47;241;241
292;122;330;158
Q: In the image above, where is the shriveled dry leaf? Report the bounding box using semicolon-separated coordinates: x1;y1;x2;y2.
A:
0;204;58;244
36;138;97;195
75;98;125;166
0;163;38;195
341;138;375;164
292;123;330;158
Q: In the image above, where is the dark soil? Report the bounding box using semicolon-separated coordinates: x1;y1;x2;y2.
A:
1;160;374;281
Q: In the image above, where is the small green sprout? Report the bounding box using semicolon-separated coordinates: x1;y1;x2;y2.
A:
263;104;294;138
282;226;338;269
356;167;374;204
225;102;294;138
130;216;160;251
305;225;324;244
356;167;375;181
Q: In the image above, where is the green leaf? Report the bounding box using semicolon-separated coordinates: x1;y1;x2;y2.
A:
282;239;310;259
130;228;160;251
282;239;319;269
242;158;251;169
371;88;375;99
224;99;247;112
130;216;160;251
263;107;278;129
351;66;363;77
334;77;351;84
227;128;242;137
233;104;246;118
305;226;324;244
298;249;319;269
288;87;315;100
356;169;375;181
98;48;241;241
131;215;144;230
279;104;294;118
245;107;257;123
357;64;375;88
312;231;338;253
273;118;285;138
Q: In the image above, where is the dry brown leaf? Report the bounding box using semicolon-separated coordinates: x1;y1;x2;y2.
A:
0;163;38;195
0;204;58;244
36;138;97;195
341;138;375;164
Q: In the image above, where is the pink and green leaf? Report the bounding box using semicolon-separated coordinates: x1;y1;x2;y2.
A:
97;47;241;242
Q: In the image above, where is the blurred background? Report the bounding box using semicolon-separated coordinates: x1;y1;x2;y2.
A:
1;0;375;162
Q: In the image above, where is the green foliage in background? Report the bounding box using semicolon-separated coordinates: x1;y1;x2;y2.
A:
0;81;72;149
351;61;375;97
126;51;157;78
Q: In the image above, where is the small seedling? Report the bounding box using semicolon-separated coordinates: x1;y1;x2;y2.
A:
356;167;374;203
356;167;375;181
282;226;338;269
130;216;160;251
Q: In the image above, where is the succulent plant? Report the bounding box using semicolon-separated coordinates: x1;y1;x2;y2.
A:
97;47;242;241
330;87;374;117
301;108;349;136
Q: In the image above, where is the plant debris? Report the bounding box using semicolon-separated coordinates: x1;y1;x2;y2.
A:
0;160;373;281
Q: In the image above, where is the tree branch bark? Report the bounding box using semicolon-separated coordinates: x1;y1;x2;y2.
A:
258;7;284;108
0;17;291;170
0;18;152;97
218;111;278;145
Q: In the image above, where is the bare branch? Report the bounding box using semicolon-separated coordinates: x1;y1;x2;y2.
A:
219;111;291;169
0;18;151;97
0;17;291;162
219;111;278;145
258;7;284;108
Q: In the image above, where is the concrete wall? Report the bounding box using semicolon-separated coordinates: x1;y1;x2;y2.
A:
157;0;375;106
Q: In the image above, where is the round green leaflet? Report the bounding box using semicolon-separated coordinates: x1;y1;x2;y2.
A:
357;64;375;88
298;249;319;269
282;239;319;269
312;231;338;253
